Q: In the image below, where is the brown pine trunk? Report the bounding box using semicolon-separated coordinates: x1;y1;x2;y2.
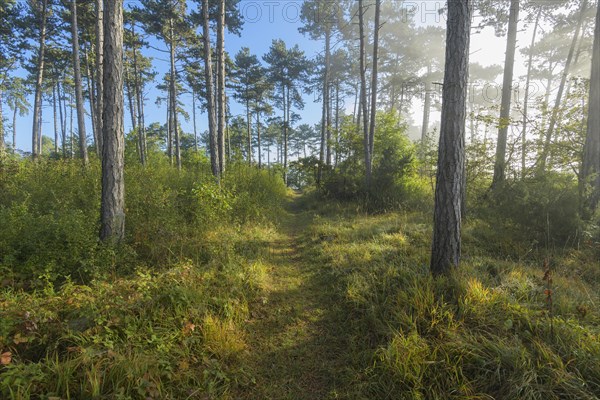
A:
540;0;588;172
522;6;542;177
203;0;219;178
95;0;104;155
358;0;371;186
32;0;48;158
582;4;600;212
431;0;471;275
100;0;125;242
217;0;226;173
257;111;262;168
492;0;519;187
71;0;89;165
368;0;381;165
168;25;181;170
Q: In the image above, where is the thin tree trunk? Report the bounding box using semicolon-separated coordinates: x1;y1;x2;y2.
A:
582;3;600;212
95;0;104;155
167;90;172;164
335;81;340;167
421;63;432;154
540;0;588;172
217;0;226;173
368;0;381;165
192;88;198;152
358;0;371;186
12;102;17;153
247;99;252;164
58;79;66;156
53;84;58;154
83;45;98;154
100;0;125;242
522;6;542;178
71;0;89;165
0;90;4;154
132;22;145;165
492;0;519;187
203;0;219;178
431;0;471;275
32;0;48;158
168;18;181;170
257;111;262;168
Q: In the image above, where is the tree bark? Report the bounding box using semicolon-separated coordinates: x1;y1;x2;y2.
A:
100;0;125;242
132;21;146;165
192;87;198;152
421;63;432;157
217;0;226;173
83;45;98;155
0;90;4;154
582;3;600;212
53;84;58;154
540;0;588;172
358;0;371;186
95;0;104;155
32;0;48;158
203;0;220;178
368;0;381;165
522;6;542;178
257;111;262;168
71;0;89;165
169;18;181;170
492;0;519;187
431;0;471;275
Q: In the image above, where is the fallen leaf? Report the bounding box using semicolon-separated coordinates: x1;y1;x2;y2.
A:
1;352;12;365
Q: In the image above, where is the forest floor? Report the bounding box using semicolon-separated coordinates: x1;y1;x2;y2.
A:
234;193;352;399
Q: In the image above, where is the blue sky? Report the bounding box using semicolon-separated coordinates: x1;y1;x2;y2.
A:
11;0;325;152
9;0;559;152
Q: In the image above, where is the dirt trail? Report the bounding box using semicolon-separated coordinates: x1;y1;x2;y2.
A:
235;195;349;400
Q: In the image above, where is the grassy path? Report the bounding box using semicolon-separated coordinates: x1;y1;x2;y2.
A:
235;194;350;400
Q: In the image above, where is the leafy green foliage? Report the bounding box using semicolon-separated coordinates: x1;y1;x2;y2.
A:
322;111;432;211
0;158;286;399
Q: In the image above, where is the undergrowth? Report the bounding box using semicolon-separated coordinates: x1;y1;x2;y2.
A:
0;158;286;399
300;193;600;400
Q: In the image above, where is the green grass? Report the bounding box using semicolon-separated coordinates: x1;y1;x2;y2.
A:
1;161;600;399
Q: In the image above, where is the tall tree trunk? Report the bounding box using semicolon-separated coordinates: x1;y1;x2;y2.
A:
522;6;542;178
202;0;219;178
71;0;89;165
95;0;104;155
540;0;588;172
256;111;262;168
58;79;66;156
492;0;519;187
83;45;98;154
125;69;137;130
32;0;48;158
283;85;289;185
582;3;600;213
421;63;432;156
358;0;371;186
53;84;58;154
168;18;181;170
335;81;340;167
246;99;252;164
431;0;471;275
132;22;146;165
217;0;226;173
100;0;125;242
368;0;381;165
167;89;172;164
192;88;198;152
0;91;4;154
12;102;17;153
